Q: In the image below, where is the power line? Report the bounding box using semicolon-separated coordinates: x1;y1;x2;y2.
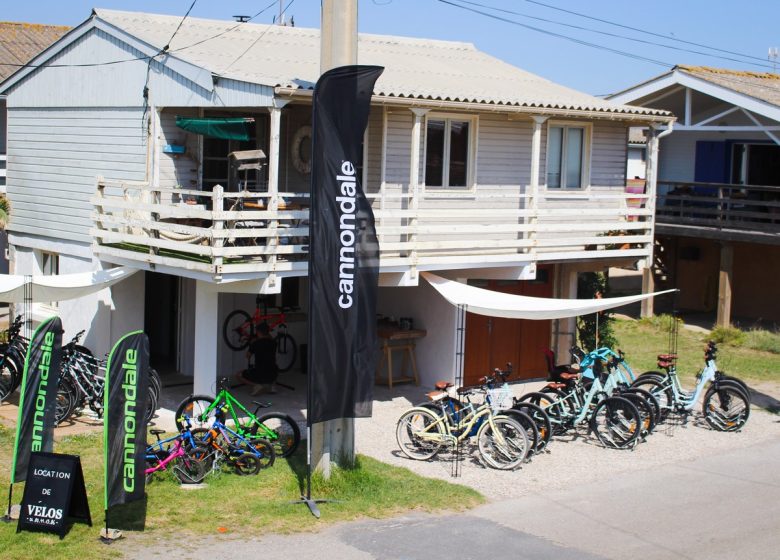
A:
453;0;776;70
523;0;771;66
437;0;780;96
220;0;296;75
437;0;672;68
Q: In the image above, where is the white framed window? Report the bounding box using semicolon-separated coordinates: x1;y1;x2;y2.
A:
423;114;477;189
39;251;59;309
546;123;590;189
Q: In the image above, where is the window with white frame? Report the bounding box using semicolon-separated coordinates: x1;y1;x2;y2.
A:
424;116;474;188
546;124;588;189
40;251;59;308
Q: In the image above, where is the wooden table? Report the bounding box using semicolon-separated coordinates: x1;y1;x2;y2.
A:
375;327;426;388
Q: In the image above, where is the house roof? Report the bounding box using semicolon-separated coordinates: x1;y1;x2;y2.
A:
609;64;780;124
86;9;668;119
0;21;70;82
674;65;780;106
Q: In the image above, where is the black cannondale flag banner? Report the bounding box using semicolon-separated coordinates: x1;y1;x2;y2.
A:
11;316;62;483
104;331;149;509
307;65;384;424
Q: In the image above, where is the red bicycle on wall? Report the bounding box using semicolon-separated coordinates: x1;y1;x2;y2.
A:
222;296;298;372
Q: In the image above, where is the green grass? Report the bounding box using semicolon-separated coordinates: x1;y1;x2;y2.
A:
0;425;483;560
614;317;780;384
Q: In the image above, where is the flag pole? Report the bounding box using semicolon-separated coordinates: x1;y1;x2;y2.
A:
1;484;13;522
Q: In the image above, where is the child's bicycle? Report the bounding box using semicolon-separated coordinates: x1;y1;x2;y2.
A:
189;406;275;475
145;417;208;484
175;377;301;458
222;295;297;372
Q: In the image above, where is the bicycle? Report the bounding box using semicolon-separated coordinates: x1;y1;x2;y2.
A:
518;351;643;449
0;315;28;401
188;406;275;475
417;365;549;457
396;376;530;470
145;418;208;484
222;295;297;373
175;377;300;458
631;341;750;431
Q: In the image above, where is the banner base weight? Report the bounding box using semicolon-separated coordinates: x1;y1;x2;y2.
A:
100;528;123;543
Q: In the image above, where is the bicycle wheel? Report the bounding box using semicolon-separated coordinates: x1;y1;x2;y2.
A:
517;391;570;435
275;332;297;373
174;447;207;484
55;377;77;425
503;409;539;458
145;384;158;424
247;438;276;469
717;374;750;397
0;351;18;402
511;400;552;452
589;396;641;449
232;452;261;475
619;391;656;437
477;415;529;470
395;407;445;461
624;387;661;425
702;384;750;432
630;375;674;421
149;367;162;401
223;310;253;351
254;412;301;458
175;394;217;431
189;428;223;470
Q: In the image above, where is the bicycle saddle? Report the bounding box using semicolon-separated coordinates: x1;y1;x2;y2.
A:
149;429;166;435
426;391;448;402
434;381;454;391
545;382;568;390
252;401;271;409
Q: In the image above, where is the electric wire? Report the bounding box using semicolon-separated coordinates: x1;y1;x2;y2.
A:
452;0;776;70
219;0;296;75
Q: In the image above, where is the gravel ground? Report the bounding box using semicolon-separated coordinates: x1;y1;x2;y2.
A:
356;381;780;501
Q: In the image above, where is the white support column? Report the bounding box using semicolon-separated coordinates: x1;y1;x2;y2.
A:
640;124;663;318
193;280;218;396
408;108;429;281
265;101;288;293
529;116;548;252
684;88;692;127
554;264;578;360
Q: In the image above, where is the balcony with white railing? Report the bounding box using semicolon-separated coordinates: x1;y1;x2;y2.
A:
0;153;6;191
91;178;654;283
655;181;780;244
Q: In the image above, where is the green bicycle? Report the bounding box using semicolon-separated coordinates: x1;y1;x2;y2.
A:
175;377;301;458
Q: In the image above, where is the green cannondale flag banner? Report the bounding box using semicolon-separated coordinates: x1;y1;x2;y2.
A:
104;331;149;509
11;316;62;483
307;65;384;424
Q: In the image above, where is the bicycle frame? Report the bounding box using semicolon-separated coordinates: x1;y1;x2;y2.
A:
415;397;510;448
658;358;719;411
145;437;188;476
197;388;280;443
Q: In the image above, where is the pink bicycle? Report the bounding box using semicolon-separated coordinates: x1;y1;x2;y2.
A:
145;424;207;484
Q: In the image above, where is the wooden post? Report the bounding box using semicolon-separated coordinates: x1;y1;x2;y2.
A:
641;267;654;318
717;243;733;328
313;0;359;477
213;185;224;279
529;116;548;252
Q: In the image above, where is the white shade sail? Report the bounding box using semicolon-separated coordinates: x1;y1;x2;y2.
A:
0;267;139;303
422;272;675;320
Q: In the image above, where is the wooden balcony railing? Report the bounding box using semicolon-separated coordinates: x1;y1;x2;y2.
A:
91;178;654;281
656;181;780;241
0;154;6;188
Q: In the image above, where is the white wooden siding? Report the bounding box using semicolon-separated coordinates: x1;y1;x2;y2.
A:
590;121;629;187
475;114;532;186
6;29;274;109
365;106;383;193
158;108;200;190
7;107;147;242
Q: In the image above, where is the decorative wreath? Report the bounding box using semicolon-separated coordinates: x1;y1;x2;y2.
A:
291;125;312;175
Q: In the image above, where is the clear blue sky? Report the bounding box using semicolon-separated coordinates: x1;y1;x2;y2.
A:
4;0;779;96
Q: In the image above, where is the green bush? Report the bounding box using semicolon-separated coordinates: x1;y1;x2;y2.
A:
577;272;618;350
744;329;780;354
710;326;746;346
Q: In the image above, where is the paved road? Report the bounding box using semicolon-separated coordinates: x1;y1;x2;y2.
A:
128;433;780;560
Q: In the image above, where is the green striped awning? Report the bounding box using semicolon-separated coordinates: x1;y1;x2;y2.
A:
175;116;252;141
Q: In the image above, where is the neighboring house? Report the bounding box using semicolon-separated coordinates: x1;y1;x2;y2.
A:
610;65;780;327
0;9;672;393
0;22;70;274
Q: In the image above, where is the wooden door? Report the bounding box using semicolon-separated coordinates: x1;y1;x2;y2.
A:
462;267;553;385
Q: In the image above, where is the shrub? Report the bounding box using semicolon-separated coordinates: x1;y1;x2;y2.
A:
576;271;618;350
744;329;780;354
710;326;746;346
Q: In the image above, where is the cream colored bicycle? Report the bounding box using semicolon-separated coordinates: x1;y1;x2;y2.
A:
395;379;530;470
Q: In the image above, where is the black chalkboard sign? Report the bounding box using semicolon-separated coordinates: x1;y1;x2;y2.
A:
16;451;92;539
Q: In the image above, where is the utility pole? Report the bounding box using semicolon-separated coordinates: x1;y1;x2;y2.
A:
312;0;359;478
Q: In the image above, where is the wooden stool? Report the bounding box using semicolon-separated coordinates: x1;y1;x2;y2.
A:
375;327;426;388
